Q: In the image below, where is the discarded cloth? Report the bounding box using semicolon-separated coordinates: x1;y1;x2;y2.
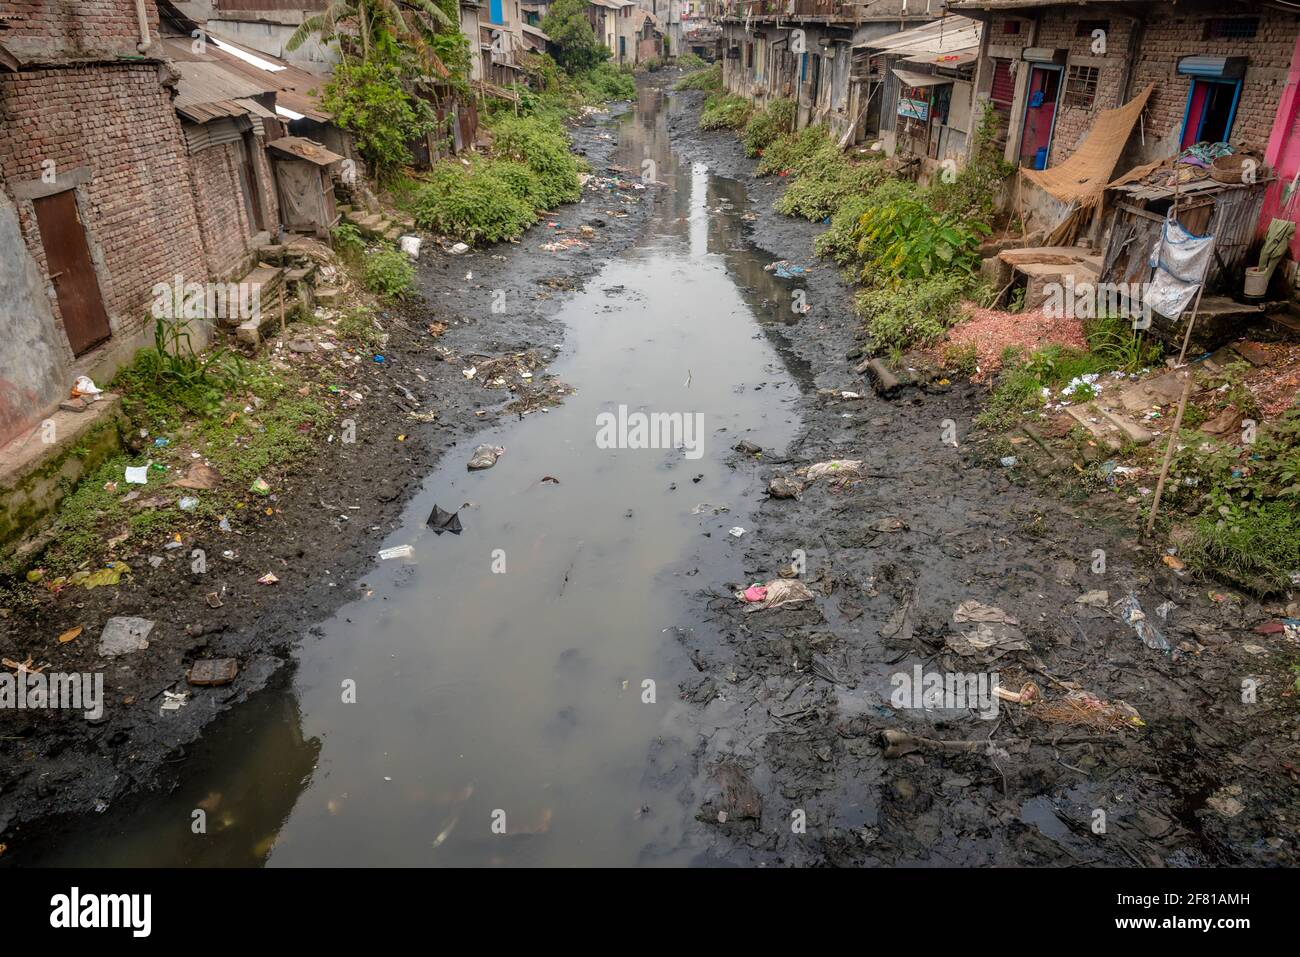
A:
736;578;814;611
467;444;504;470
946;600;1030;659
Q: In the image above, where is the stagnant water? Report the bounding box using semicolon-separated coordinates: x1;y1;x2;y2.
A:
27;87;809;866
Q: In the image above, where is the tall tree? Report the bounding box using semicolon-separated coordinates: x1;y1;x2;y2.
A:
542;0;608;73
286;0;453;76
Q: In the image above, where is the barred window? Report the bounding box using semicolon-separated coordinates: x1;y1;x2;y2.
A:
1063;64;1099;109
1075;19;1110;37
1204;17;1259;40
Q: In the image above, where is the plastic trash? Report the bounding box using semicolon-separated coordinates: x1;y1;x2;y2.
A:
98;617;154;657
379;545;414;560
467;445;504;471
178;496;198;511
249;478;271;495
72;375;102;399
426;506;463;535
735;578;814;611
399;235;422;259
1118;593;1171;652
125;465;149;485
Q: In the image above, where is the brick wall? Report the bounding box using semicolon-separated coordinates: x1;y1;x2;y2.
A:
987;5;1299;168
0;0;161;61
1132;9;1299;159
0;63;207;355
189;138;257;278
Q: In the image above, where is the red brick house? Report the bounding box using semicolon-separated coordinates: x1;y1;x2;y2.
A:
0;0;209;447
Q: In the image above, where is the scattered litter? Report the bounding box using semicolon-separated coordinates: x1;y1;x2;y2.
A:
1204;785;1245;818
188;658;239;687
178;496;198;511
56;625;83;645
205;592;223;608
1076;589;1109;607
539;476;561;485
98;617;154;657
801;459;865;487
379;545;414;560
764;260;809;279
449;242;470;255
125;465;149;485
257;572;279;585
728;526;746;538
735;578;814;611
999;456;1017;468
1156;600;1178;621
768;475;803;499
1117;593;1171;652
1033;690;1144;730
427;505;464;535
249;477;271;496
160;691;189;712
1161;554;1185;570
72;375;103;400
399;235;422;259
467;444;504;471
947;600;1030;659
172;462;221;490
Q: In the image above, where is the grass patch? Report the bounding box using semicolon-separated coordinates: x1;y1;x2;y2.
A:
742;99;795;157
699;93;751;130
854;274;970;356
362;247;415;299
674;62;721;92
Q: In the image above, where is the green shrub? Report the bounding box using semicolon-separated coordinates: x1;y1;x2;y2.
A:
413;162;537;245
700;93;751;130
576;61;636;100
322;55;434;182
487;112;582;208
742;99;796;157
775;151;887;221
331;222;366;263
854;191;989;282
676;53;708;71
1187;499;1300;594
673;62;721;92
854;274;969;354
362;247;415;299
754;125;830;176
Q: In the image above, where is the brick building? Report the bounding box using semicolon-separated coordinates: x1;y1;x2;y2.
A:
0;0;210;447
954;0;1300;170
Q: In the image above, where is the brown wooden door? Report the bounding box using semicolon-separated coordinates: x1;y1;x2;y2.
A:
32;190;112;356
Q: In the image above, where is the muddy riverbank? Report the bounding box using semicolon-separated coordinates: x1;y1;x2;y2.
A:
0;100;655;855
668;87;1299;867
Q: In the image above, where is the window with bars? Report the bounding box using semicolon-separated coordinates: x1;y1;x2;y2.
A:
1204;17;1259;40
1063;64;1099;109
1075;19;1110;37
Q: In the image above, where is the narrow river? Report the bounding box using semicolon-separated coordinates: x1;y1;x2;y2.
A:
29;86;808;866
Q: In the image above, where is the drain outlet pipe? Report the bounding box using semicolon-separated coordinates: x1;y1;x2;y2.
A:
135;0;152;52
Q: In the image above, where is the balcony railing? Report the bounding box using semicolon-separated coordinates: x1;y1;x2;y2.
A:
718;0;857;20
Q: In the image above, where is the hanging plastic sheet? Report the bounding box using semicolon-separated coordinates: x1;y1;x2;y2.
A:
1145;215;1215;318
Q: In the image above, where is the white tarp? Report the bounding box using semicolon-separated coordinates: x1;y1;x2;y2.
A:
861;15;981;67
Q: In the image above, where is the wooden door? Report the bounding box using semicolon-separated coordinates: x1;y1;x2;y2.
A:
32;190;111;356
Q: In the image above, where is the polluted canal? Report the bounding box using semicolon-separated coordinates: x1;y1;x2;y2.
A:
24;87;812;865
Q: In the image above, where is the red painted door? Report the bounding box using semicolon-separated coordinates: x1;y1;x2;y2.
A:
32;190;112;356
1019;66;1060;168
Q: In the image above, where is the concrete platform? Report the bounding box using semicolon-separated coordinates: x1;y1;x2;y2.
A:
0;394;123;552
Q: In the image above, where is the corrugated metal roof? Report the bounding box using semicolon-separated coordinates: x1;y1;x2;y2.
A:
172;60;275;113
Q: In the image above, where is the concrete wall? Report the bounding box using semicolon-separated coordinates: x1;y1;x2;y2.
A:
0;192;68;450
